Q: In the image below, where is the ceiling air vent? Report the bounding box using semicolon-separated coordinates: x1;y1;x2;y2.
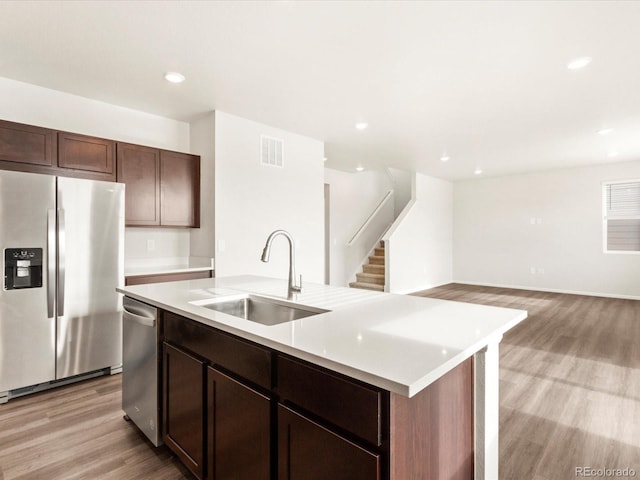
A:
260;135;284;168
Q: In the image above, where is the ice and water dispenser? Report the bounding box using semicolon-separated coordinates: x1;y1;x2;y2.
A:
3;248;43;290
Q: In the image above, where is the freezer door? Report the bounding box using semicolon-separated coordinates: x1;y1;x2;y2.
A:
56;177;124;379
0;171;56;392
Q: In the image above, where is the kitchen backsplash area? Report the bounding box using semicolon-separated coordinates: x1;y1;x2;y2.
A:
124;227;213;276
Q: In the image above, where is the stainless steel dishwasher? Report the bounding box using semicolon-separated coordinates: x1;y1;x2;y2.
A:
122;296;161;446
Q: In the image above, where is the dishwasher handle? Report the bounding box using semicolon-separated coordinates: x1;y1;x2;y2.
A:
123;298;157;328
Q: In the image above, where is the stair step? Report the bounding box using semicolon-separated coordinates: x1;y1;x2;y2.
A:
374;247;385;256
363;264;384;274
349;281;384;292
368;255;384;265
356;272;385;285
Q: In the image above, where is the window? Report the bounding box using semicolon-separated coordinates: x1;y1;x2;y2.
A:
603;180;640;252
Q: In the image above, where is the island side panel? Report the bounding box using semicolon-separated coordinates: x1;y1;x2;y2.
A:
389;358;474;480
474;341;501;480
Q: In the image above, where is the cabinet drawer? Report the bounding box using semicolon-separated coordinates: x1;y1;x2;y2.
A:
277;356;382;446
164;312;271;390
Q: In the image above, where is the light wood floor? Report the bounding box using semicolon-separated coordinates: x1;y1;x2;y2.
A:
416;284;640;480
0;373;191;480
1;284;638;479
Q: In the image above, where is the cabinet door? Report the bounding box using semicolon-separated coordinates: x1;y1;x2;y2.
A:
163;343;205;480
58;132;115;179
207;367;271;480
160;151;200;227
0;119;56;167
117;143;160;226
278;405;380;480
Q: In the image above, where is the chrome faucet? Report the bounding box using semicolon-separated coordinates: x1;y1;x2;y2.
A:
261;229;302;298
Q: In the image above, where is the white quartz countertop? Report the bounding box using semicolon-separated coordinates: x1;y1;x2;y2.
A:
117;275;527;397
124;256;214;277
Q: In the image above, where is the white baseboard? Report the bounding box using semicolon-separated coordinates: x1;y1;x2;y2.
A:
450;280;640;301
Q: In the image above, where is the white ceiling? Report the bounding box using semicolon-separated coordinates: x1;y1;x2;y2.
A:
1;0;640;181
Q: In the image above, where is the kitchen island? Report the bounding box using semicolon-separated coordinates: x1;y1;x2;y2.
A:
118;275;526;480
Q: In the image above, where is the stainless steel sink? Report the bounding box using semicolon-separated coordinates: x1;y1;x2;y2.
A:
193;295;328;326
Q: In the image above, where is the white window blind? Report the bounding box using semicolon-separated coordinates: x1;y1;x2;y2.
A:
603;181;640;252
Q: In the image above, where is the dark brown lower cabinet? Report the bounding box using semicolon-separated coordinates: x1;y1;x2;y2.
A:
207;367;271;480
161;311;474;480
277;405;380;480
163;343;205;480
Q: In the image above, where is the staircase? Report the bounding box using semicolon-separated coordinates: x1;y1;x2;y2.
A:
349;241;385;291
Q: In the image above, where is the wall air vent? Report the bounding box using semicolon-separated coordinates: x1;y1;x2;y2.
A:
260;135;284;168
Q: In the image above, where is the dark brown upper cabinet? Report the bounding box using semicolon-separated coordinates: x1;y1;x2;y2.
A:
0;120;56;168
117;143;200;228
57;132;115;180
0;119;200;227
160;150;200;228
1;121;115;181
117;143;161;226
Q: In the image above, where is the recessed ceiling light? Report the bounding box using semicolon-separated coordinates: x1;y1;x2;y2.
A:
474;168;483;175
356;166;364;172
440;155;450;163
355;122;368;130
164;72;185;83
567;57;592;70
598;128;613;135
323;157;327;162
608;151;619;158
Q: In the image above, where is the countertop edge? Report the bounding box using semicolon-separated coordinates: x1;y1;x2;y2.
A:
125;266;214;277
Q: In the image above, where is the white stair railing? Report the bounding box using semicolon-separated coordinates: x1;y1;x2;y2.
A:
347;190;394;247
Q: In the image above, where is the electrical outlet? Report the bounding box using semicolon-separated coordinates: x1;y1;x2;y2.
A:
530;267;536;274
146;239;155;252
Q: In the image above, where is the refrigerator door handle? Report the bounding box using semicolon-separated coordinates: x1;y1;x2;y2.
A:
57;208;66;317
47;209;56;318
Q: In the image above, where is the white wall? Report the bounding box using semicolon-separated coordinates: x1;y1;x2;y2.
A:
324;168;394;286
0;76;192;262
189;112;216;259
386;167;412;218
124;228;191;261
0;77;189;150
454;160;640;299
386;173;453;294
214;111;324;284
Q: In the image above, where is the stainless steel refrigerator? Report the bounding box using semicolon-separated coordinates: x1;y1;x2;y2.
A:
0;170;124;401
